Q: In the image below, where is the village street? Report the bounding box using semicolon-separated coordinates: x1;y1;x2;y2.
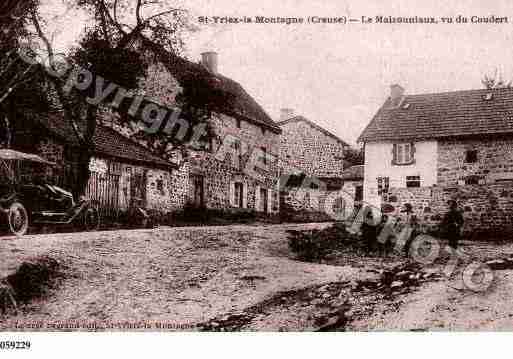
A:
1;223;513;331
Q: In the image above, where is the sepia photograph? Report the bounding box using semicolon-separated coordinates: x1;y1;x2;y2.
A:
1;0;513;356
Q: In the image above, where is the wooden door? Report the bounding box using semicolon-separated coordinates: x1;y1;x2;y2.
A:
234;182;243;208
193;175;204;207
260;188;268;213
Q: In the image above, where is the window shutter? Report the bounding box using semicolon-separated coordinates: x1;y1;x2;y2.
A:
242;183;248;209
392;144;397;165
411;142;416;162
229;181;235;207
255;185;261;211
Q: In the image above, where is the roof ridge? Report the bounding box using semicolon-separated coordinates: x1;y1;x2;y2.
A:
403;86;513;99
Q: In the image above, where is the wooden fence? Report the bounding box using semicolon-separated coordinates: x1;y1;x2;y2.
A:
85;171;121;219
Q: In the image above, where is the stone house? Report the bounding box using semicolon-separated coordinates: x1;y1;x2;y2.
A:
358;84;513;234
138;48;283;215
12;112;186;216
276;112;352;221
277;111;350;185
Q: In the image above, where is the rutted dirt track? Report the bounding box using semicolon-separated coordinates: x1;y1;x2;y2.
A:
1;223;512;331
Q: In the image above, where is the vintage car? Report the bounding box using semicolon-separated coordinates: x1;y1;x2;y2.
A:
0;149;100;236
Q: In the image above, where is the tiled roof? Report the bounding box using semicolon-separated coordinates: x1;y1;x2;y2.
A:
277;116;350;146
36;112;174;169
358;87;513;143
141;39;281;134
340;165;364;180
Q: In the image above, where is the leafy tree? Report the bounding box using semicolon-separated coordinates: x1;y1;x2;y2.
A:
66;0;211;160
0;0;49;147
30;0;206;196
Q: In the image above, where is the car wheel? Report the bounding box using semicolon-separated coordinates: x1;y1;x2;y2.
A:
7;202;29;237
83;206;100;231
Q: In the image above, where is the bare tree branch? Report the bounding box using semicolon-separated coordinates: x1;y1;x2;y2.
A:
144;8;185;24
135;0;143;25
31;10;88;145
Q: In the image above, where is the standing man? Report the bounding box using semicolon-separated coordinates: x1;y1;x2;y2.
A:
442;200;464;249
362;210;377;255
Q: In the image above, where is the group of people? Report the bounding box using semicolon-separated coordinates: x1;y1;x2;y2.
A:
360;200;464;257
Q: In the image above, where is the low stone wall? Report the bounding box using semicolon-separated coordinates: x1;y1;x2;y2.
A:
280;187;356;223
385;183;513;236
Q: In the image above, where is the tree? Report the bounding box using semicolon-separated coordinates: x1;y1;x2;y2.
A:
66;0;211;160
0;0;49;147
29;0;205;196
482;68;512;89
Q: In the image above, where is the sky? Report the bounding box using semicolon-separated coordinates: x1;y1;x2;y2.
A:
45;0;513;145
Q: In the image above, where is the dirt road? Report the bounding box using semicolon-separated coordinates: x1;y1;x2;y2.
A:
0;223;377;330
1;224;512;331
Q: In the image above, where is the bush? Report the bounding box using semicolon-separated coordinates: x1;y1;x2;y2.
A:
287;224;354;262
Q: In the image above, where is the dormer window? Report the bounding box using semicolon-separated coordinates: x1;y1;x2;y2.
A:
392;143;415;165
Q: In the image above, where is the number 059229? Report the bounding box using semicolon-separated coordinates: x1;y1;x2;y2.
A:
0;341;31;350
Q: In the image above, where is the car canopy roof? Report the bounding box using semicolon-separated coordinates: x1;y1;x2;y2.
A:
0;149;55;165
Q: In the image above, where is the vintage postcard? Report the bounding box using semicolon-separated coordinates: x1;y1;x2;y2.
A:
0;0;513;356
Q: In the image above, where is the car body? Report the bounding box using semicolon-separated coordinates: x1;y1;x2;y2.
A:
0;149;100;236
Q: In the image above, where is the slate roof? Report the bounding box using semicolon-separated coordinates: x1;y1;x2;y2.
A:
141;38;281;134
358;87;513;143
340;165;364;181
36;112;174;170
277;116;350;146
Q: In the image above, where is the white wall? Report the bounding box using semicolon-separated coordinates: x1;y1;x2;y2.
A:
363;141;438;207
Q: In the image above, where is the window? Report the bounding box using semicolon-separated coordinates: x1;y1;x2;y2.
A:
234;182;244;208
465;150;478;163
260;147;267;166
406;175;421;188
464;175;481;185
232;138;241;150
232;138;243;170
355;185;363;201
156;179;165;195
236;119;241;128
392;143;415;165
377;177;389;196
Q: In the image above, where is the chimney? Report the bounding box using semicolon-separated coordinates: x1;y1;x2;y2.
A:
390;84;405;106
201;51;218;74
280;108;295;122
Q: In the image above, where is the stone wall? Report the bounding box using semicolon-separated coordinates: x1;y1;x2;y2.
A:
279;120;347;177
89;158;187;213
280;187;357;223
438;138;513;186
169;162;190;210
384;183;513;236
189;112;281;214
37;138;65;185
